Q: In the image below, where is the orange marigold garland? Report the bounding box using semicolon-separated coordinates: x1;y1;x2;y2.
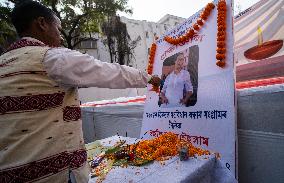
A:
147;43;156;75
147;43;160;92
216;0;227;68
164;2;215;45
130;132;211;161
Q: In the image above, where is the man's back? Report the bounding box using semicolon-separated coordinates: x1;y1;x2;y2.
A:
0;45;89;183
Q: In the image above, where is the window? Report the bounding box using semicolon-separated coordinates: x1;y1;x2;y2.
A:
145;31;149;38
79;40;97;49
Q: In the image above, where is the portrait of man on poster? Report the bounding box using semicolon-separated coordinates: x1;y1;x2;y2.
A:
160;52;193;107
159;45;199;108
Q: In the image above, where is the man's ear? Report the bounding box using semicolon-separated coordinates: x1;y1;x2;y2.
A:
36;17;49;32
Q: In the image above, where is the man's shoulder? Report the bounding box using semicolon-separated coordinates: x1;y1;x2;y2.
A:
47;47;70;53
47;47;83;55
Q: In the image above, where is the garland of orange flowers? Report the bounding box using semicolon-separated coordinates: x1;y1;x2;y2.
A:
147;43;157;75
147;43;160;92
147;2;215;73
216;0;227;67
164;2;215;45
130;132;210;161
146;1;227;80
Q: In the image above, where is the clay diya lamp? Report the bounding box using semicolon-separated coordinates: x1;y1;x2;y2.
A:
244;27;283;60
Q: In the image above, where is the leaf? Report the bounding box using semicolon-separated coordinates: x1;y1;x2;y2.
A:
112;158;128;166
85;141;106;161
104;146;123;155
129;158;153;166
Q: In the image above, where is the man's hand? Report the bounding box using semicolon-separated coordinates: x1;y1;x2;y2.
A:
161;96;169;104
180;98;187;105
148;75;161;87
160;93;168;104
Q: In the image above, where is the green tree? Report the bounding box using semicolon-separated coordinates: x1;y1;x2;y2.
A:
41;0;132;49
0;0;132;50
0;2;17;53
102;16;140;65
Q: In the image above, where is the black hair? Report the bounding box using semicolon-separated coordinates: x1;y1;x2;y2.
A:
11;0;55;35
173;52;184;62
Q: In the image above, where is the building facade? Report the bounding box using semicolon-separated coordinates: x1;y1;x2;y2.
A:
78;14;186;103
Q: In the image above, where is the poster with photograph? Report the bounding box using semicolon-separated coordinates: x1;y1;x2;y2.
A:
140;0;237;177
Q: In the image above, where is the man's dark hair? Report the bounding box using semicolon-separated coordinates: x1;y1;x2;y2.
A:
173;52;184;62
11;0;55;35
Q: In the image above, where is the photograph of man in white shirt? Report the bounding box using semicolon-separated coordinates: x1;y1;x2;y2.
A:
160;52;193;108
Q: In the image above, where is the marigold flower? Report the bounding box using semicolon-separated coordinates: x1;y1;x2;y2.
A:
201;13;208;20
220;16;226;21
147;65;153;71
181;36;187;42
217;31;225;37
218;5;226;11
218;25;226;31
188;29;195;35
216;60;226;68
193;24;200;31
203;11;210;17
218;1;226;6
208;3;215;9
217;15;226;20
217;41;226;48
216;53;226;60
217;35;226;42
218;22;225;27
197;19;204;26
185;36;190;42
204;7;211;15
218;14;226;19
204;8;211;15
185;32;192;39
217;47;226;54
218;14;225;19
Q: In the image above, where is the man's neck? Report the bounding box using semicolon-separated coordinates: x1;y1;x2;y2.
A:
20;32;45;44
21;36;45;45
174;69;182;74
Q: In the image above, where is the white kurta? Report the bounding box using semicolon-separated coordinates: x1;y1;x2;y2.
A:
23;37;151;89
161;70;193;108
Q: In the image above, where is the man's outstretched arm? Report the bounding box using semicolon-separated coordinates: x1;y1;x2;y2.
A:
44;47;156;89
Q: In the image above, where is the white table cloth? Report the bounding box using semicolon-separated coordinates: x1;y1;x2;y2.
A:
88;136;237;183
